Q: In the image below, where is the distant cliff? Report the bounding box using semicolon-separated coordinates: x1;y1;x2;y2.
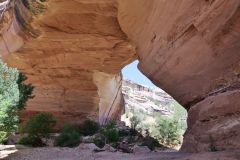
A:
122;79;176;116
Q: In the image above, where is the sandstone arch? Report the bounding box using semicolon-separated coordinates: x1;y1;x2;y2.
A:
118;0;240;152
0;0;239;152
0;0;136;127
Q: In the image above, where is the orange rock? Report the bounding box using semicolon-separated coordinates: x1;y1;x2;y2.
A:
0;0;239;152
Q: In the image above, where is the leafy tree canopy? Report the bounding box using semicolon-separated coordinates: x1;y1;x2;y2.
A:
0;59;33;143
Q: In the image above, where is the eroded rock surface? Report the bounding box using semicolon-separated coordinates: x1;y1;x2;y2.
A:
0;0;135;127
122;79;178;115
118;0;240;107
181;90;240;152
118;0;240;152
0;0;239;153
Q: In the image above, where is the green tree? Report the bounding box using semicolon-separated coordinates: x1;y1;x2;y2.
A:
0;59;33;143
100;122;119;144
129;111;146;131
154;115;182;146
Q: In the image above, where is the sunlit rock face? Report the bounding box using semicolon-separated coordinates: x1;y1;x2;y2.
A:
122;79;175;116
0;0;240;152
181;90;240;152
118;0;240;152
0;0;136;127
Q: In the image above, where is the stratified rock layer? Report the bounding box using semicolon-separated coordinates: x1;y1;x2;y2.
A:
118;0;240;107
0;0;136;127
0;0;239;152
118;0;240;152
122;79;177;116
181;90;240;152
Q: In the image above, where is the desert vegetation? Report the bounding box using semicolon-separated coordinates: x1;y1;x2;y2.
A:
0;59;33;144
0;58;186;154
122;102;187;147
54;124;81;147
19;112;56;146
7;111;164;153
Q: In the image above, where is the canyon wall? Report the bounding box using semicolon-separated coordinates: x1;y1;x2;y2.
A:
122;79;176;116
118;0;240;152
0;0;239;152
0;0;136;127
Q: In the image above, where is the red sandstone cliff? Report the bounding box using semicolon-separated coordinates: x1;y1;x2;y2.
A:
0;0;239;152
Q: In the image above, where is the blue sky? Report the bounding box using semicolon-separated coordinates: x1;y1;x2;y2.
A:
122;60;157;88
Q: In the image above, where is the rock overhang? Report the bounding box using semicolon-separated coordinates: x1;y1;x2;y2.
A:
0;0;240;153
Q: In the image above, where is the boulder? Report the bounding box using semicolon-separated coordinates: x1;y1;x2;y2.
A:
77;143;99;151
133;145;151;154
103;144;117;152
118;143;133;153
7;134;20;145
82;136;94;144
181;90;240;152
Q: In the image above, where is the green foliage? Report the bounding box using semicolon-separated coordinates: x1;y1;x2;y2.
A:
94;122;120;148
93;134;105;148
129;111;145;131
19;112;56;146
123;101;187;147
154;115;181;146
0;131;8;144
0;59;33;143
17;73;34;110
100;122;119;144
79;119;100;136
55;124;81;147
130;115;140;131
18;136;44;147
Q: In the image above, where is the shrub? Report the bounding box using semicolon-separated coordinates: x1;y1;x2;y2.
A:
79;119;100;136
19;112;56;146
93;134;105;148
55;124;81;147
0;59;33;143
129;115;140;131
0;132;8;144
100;122;119;144
154;115;181;146
18;136;44;147
129;111;145;132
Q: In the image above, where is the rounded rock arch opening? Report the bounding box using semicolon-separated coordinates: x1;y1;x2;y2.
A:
120;60;188;150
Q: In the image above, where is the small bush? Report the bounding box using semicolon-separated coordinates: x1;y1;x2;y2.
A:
129;114;141;131
18;136;44;147
93;134;105;148
100;122;119;144
79;119;100;136
154;116;181;146
19;112;56;146
55;124;81;147
129;111;146;132
0;131;8;144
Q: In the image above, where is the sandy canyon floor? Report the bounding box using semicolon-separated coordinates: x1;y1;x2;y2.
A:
1;145;240;160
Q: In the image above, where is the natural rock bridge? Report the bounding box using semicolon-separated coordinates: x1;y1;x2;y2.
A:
0;0;239;153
